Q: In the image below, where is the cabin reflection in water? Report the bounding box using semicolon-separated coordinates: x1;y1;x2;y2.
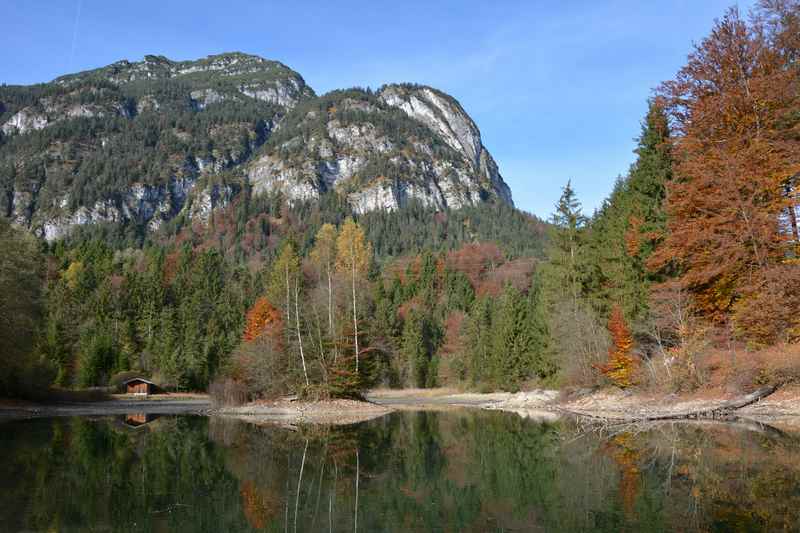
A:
122;413;160;428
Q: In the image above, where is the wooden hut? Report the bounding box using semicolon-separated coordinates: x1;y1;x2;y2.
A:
124;377;158;395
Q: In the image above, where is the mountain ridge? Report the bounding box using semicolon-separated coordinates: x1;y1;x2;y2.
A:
0;52;514;241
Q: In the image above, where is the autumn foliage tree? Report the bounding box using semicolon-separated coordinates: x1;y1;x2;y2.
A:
243;297;283;342
336;218;372;372
596;305;637;388
209;296;287;404
651;3;800;336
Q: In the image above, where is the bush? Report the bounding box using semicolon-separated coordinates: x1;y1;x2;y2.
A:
550;301;610;388
5;357;57;399
34;387;110;403
213;331;292;404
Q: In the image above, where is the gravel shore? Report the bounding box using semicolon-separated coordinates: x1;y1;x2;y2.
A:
7;386;800;426
215;398;393;425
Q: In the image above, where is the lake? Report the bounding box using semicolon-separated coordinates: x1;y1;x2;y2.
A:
1;410;799;532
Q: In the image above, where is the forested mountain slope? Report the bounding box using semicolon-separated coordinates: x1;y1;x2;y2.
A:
0;53;514;242
1;53;313;240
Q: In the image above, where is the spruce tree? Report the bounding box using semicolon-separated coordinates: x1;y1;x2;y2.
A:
541;180;589;315
401;309;440;388
584;101;672;324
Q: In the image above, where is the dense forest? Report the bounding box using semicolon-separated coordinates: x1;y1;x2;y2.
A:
1;1;799;400
0;197;549;397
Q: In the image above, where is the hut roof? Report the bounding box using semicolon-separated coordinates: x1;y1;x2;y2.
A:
123;377;156;386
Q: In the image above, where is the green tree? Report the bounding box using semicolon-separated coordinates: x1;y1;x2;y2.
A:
543;180;588;314
584;101;672;324
465;297;495;386
0;219;51;395
77;329;115;387
485;284;553;390
267;242;308;387
402;309;440;388
539;181;609;385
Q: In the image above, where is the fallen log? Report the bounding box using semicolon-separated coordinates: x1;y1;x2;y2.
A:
557;384;780;423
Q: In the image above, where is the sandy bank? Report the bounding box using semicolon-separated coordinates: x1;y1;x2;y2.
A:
479;384;800;426
554;385;800;419
367;388;514;406
214;398;393;425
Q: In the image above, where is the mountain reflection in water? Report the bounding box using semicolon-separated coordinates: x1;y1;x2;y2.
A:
1;410;799;532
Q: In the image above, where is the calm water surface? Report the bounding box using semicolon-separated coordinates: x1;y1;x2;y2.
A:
2;410;799;532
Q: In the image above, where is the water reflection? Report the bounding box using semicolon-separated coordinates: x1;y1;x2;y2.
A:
1;411;800;532
121;412;161;428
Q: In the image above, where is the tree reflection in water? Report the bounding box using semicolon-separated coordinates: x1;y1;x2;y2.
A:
2;411;800;531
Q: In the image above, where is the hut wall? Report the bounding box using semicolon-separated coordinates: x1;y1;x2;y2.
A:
127;382;150;394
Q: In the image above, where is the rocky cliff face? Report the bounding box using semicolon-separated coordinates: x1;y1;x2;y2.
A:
0;54;513;241
379;85;513;205
246;84;513;213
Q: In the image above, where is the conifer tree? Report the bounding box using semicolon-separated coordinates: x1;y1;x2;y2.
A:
465;297;494;386
0;219;49;395
401;309;439;388
584;101;672;323
544;181;588;314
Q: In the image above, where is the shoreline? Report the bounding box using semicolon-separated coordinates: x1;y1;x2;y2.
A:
552;384;800;419
0;397;212;420
4;386;800;427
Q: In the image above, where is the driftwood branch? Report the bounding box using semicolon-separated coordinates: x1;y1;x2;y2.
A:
557;384;780;423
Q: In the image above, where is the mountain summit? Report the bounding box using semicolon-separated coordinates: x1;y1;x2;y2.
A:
0;52;513;240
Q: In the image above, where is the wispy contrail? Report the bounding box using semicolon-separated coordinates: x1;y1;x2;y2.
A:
69;0;83;71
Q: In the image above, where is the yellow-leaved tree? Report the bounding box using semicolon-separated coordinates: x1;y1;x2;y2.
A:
336;219;372;371
267;242;308;386
310;223;338;340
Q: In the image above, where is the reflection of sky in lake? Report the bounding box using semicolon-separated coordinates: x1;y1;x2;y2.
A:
1;411;799;532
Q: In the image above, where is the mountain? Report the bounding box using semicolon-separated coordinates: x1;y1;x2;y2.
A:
247;84;512;213
0;52;514;241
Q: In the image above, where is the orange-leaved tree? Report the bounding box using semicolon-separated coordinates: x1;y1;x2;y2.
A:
596;305;637;388
243;296;283;343
602;433;642;518
650;4;800;329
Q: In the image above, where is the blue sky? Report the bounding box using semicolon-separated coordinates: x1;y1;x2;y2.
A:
1;0;755;218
